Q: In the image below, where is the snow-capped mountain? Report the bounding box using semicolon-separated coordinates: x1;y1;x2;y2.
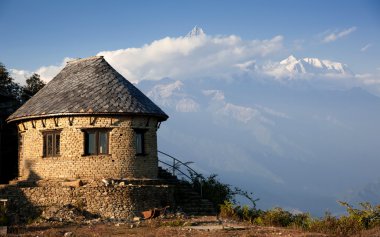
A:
186;26;205;37
279;55;353;76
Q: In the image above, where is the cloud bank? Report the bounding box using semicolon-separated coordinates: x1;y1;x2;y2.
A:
9;27;379;95
97;33;284;83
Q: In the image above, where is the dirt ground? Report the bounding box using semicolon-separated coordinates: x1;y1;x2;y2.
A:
5;224;326;237
4;216;329;237
4;216;380;237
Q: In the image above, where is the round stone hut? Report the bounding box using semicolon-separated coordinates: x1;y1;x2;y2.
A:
7;56;168;181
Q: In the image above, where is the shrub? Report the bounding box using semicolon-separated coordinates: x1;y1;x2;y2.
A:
291;213;312;230
219;200;238;219
309;212;341;234
309;211;364;236
190;173;233;212
0;205;7;226
257;207;293;227
189;172;259;212
339;201;380;229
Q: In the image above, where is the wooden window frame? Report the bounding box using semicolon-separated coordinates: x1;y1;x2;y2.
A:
83;129;110;156
42;130;61;158
134;129;147;156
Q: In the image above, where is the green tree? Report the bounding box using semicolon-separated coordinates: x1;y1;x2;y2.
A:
22;73;45;101
0;62;20;98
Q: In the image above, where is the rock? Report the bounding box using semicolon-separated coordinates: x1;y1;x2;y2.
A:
64;232;74;237
119;182;125;187
0;226;7;236
62;180;83;188
101;179;110;186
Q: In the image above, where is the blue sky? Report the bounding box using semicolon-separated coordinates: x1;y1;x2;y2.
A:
1;0;379;74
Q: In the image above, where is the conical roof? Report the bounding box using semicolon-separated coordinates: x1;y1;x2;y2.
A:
7;56;168;122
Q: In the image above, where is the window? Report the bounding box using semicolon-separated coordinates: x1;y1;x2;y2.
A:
84;130;109;155
135;129;147;155
43;131;61;157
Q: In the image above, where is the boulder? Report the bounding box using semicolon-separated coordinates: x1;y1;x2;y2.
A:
62;180;83;188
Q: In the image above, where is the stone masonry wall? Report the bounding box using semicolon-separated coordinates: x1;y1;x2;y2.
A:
0;181;174;223
16;116;159;180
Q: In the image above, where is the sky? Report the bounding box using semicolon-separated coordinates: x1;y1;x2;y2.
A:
1;0;380;214
1;0;379;74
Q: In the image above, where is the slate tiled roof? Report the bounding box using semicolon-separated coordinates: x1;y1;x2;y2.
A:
7;56;168;122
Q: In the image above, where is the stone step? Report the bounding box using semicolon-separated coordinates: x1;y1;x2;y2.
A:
158;166;217;216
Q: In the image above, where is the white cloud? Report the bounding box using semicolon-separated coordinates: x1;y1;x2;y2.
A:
255;105;290;119
35;57;74;82
234;60;257;72
147;80;184;100
97;32;283;83
11;57;75;85
14;31;282;84
146;80;200;112
218;103;261;124
9;69;32;85
355;73;380;85
175;98;199;112
202;89;225;101
11;28;380;96
360;43;372;52
322;27;357;43
147;80;185;108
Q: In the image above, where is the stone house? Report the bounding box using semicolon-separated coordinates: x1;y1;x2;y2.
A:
7;56;168;181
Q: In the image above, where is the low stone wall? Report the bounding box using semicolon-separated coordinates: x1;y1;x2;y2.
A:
0;180;174;224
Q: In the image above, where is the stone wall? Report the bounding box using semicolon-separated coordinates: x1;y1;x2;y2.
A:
16;115;159;180
0;180;174;223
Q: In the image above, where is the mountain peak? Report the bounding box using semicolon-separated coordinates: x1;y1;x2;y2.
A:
280;55;352;76
280;55;298;65
187;26;205;37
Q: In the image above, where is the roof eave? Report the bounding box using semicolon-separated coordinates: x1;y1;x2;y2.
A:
6;112;169;124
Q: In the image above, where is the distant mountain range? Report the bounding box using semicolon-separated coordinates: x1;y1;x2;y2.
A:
279;55;352;76
139;72;380;215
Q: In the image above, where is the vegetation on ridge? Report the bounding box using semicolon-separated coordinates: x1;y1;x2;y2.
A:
185;170;380;236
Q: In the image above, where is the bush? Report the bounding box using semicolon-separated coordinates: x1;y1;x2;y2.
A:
181;167;380;235
307;202;380;236
291;213;312;230
239;205;262;223
339;201;380;229
189;172;259;212
0;205;8;226
256;207;293;227
309;212;363;236
219;200;238;220
219;201;262;224
199;174;233;211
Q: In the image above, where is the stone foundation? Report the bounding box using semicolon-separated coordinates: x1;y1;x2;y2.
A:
0;179;174;224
